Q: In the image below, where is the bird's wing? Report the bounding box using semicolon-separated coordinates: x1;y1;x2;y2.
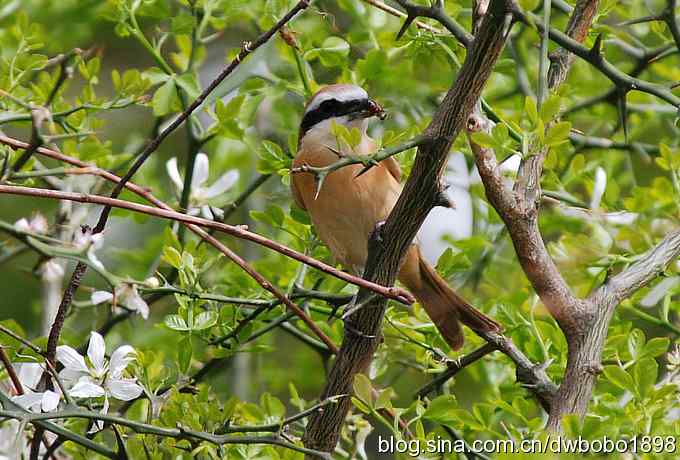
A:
291;177;307;210
382;156;402;182
290;154;307;210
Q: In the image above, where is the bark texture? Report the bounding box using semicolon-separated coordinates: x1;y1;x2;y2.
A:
302;0;516;454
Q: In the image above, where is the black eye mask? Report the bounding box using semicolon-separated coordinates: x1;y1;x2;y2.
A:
299;98;369;137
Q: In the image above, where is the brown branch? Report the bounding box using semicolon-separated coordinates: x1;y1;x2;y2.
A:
468;0;680;433
35;0;314;389
0;347;24;395
546;0;598;88
591;229;680;305
302;0;516;455
415;343;496;399
359;0;442;35
393;0;472;46
0;143;411;305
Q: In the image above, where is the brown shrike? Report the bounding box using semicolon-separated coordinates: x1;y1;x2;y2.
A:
291;84;501;349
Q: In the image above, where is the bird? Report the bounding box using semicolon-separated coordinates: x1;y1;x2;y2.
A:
291;84;501;350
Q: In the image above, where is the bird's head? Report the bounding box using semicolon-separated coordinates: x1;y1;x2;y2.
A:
299;84;385;141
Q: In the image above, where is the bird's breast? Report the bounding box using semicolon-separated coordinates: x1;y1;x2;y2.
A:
292;144;401;271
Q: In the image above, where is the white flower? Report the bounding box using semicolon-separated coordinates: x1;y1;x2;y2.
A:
3;363;61;413
39;259;64;282
91;283;149;319
0;419;22;460
14;213;48;234
74;226;105;270
166;153;239;217
57;332;143;429
143;276;160;288
560;167;638;228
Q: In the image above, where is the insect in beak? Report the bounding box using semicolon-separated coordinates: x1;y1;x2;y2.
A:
368;99;386;120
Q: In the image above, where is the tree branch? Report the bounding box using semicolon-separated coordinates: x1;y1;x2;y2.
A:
302;0;516;454
34;0;314;392
393;0;472;46
0;175;411;305
590;229;680;305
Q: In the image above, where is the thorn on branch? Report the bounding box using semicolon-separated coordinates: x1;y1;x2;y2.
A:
585;361;604;375
589;33;604;59
501;12;514;39
343;319;378;340
434;187;455;209
396;14;417;39
616;89;630;141
368;220;386;245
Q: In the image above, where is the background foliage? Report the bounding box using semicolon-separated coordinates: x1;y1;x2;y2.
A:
0;0;679;458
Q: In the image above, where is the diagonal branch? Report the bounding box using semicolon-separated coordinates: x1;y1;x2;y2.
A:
393;0;472;46
513;7;680;109
590;229;680;305
39;0;314;380
302;0;516;455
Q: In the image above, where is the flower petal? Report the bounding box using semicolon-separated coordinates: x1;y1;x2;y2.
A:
29;213;48;234
16;363;43;389
14;218;30;233
41;390;61;412
87;332;107;376
121;285;149;319
88;250;105;271
200;205;213;220
191;153;210;190
107;378;143;401
201;170;239;200
109;345;136;377
602;211;637;225
40;260;64;282
91;291;114;305
91;397;109;432
59;368;85;388
56;346;89;373
590;167;607;210
640;276;680;308
166;157;184;192
12;393;42;412
69;377;106;398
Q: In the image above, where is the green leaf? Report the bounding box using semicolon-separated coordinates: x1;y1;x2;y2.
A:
436;248;471;278
152;78;178;116
175;73;201;100
163;246;182;268
353;373;373;407
193;311;218;330
374;389;392;410
178;335;193;373
642;337;669;358
423;395;457;425
627;328;645;360
470;131;496;148
540;95;563;123
633;357;658;399
544;121;571;147
304;37;350;67
215;95;246;121
525;96;538;126
257;141;288;174
603;365;636;394
351;396;371;414
165;314;190;331
171;12;196;35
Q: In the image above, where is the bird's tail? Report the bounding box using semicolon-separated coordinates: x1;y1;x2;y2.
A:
400;248;502;350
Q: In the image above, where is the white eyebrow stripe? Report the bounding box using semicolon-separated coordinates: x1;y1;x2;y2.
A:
305;87;368;114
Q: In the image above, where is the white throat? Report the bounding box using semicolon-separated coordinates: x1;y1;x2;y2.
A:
300;116;369;151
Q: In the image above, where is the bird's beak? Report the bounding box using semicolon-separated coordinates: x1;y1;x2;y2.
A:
367;99;386;120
